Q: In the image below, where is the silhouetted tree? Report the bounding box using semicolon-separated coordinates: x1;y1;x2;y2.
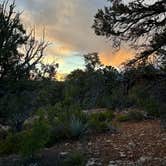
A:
84;52;103;72
92;0;166;66
0;1;57;80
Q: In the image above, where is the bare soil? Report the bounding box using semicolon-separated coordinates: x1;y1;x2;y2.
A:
41;120;166;166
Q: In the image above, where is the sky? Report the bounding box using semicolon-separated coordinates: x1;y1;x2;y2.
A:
11;0;134;77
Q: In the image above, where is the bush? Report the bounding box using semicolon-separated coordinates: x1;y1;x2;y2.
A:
116;110;144;122
116;114;130;122
46;119;69;146
41;104;88;146
127;110;144;121
0;132;22;155
90;111;114;122
142;99;160;117
63;151;87;166
88;111;114;132
20;118;50;157
68;116;87;139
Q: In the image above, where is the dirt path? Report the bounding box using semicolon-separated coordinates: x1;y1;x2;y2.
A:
42;120;166;166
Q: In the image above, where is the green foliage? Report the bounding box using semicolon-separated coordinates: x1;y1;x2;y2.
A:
129;85;160;117
116;114;130;122
89;119;108;133
0;132;22;155
68;116;87;138
88;111;114;132
63;151;87;166
90;111;114;122
142;99;160;117
127;111;144;121
20;118;50;157
116;110;144;122
65;64;120;109
0;80;64;130
40;104;88;146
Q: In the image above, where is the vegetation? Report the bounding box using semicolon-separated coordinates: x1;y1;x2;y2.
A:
63;151;87;166
0;0;165;164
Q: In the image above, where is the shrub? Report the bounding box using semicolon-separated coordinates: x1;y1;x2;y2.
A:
20;118;50;157
46;118;69;146
0;132;22;155
116;110;144;122
127;110;144;121
142;99;160;117
68;116;88;139
116;114;130;122
90;111;114;122
88;111;114;133
63;151;87;166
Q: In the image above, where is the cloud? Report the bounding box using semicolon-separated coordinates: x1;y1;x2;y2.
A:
100;49;134;67
15;0;134;73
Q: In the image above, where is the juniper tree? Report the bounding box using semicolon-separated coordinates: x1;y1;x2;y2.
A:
0;1;54;80
92;0;166;129
92;0;166;67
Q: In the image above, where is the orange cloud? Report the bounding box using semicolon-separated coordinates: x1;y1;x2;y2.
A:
100;49;134;67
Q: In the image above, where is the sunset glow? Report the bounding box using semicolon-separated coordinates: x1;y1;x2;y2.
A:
14;0;134;74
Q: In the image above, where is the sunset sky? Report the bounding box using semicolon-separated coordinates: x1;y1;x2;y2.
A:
13;0;134;75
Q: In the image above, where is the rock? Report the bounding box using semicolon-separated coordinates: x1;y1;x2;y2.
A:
162;137;166;141
86;158;101;166
137;156;152;164
119;152;126;158
88;142;92;146
65;143;69;146
60;152;68;156
106;140;111;143
128;142;136;149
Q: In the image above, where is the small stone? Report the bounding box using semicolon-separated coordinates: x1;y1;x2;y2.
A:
138;156;151;163
128;142;136;149
108;161;118;166
106;140;111;143
88;142;92;146
109;160;116;164
60;152;68;156
162;137;166;141
86;158;98;166
120;152;126;158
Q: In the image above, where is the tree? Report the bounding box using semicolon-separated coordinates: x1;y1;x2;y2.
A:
92;0;166;67
84;52;103;72
92;0;166;128
0;1;57;80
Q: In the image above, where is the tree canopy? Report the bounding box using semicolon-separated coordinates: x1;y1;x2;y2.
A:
0;1;58;80
92;0;166;67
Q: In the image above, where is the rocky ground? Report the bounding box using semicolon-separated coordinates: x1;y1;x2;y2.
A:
0;120;166;166
41;120;166;166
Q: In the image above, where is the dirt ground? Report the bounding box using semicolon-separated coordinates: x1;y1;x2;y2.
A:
41;120;166;166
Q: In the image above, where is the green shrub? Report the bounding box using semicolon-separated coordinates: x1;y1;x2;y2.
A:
142;99;160;117
116;111;144;122
20;118;50;157
41;104;88;143
0;132;22;155
88;111;114;132
116;114;130;122
127;111;144;121
46;119;69;146
63;151;87;166
94;121;108;132
90;111;114;122
88;118;108;132
68;116;87;139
